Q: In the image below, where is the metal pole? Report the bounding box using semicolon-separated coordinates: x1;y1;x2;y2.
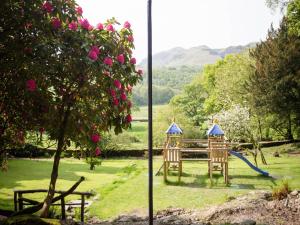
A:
147;0;153;225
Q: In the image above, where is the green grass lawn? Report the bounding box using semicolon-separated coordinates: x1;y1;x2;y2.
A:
112;104;167;149
132;104;167;119
1;144;299;220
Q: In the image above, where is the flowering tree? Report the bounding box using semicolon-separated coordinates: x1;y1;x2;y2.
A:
1;0;141;217
215;104;267;166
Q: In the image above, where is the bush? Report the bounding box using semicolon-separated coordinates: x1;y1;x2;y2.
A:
272;180;291;200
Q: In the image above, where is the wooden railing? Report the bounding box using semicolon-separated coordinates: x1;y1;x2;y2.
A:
13;189;94;222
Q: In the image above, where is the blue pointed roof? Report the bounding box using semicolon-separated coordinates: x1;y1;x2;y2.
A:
166;122;183;135
207;124;224;136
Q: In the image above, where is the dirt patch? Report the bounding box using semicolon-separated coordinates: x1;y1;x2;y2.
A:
88;190;300;225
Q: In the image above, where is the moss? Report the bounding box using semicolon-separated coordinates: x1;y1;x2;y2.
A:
2;215;61;225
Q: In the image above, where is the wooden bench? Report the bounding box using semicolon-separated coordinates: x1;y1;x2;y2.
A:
13;189;94;222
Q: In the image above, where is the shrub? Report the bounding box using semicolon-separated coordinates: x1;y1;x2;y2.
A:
272;180;291;200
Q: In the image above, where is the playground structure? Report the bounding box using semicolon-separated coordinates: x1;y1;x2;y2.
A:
159;121;270;185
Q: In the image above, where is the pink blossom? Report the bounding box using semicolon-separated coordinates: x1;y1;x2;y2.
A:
130;58;136;64
91;133;101;143
127;35;134;42
42;1;53;13
26;79;37;92
125;114;132;123
68;21;78;31
110;89;116;97
76;6;83;15
113;98;119;106
104;57;113;67
137;69;143;75
88;50;98;61
88;24;94;30
79;18;90;30
91;46;100;55
120;92;127;101
97;23;104;30
51;17;61;29
116;54;125;64
106;24;114;32
113;80;122;90
123;21;131;29
95;147;101;156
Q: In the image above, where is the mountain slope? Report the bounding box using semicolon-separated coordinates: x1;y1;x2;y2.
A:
139;43;255;68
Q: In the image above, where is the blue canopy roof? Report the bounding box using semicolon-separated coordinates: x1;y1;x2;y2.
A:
166;122;183;135
207;124;224;136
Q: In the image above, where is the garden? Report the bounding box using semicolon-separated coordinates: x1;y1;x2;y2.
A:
1;0;300;225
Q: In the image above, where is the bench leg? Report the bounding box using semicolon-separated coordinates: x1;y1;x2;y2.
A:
14;192;18;212
81;195;85;222
61;197;66;220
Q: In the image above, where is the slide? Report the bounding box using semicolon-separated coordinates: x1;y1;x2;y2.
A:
229;150;269;177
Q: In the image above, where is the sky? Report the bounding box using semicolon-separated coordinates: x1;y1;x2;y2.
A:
76;0;283;62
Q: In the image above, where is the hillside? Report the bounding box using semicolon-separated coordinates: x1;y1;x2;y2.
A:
139;43;255;68
134;43;255;106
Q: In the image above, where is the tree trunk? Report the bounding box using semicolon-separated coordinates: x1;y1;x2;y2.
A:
257;117;263;141
40;106;71;218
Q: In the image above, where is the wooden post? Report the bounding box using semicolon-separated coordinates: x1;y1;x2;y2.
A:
14;191;18;212
18;192;23;211
61;197;66;220
163;162;167;182
80;194;85;222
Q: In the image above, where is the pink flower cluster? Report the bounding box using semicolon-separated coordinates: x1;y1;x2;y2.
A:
104;57;113;67
97;23;104;30
95;147;101;156
26;80;37;92
79;18;92;30
68;21;77;31
76;6;83;15
51;17;61;29
124;21;131;29
88;46;100;61
125;114;132;123
116;54;125;64
113;80;122;90
130;58;136;65
106;24;114;32
91;133;101;143
127;35;134;42
42;1;53;13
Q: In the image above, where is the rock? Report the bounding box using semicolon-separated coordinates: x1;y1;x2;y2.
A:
273;151;280;157
290;190;298;196
240;219;256;225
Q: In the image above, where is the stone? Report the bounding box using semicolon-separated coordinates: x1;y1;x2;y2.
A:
290;190;298;196
273;151;280;157
240;219;256;225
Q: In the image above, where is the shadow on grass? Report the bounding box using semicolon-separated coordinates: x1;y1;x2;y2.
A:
163;171;277;189
0;159;127;189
